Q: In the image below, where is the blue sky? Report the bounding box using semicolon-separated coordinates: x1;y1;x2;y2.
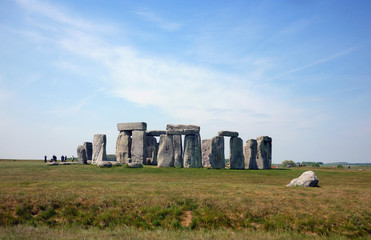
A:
0;0;370;163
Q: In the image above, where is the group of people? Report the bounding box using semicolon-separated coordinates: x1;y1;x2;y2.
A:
44;155;75;163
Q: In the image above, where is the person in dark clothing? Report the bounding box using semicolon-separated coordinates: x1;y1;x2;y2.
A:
65;155;68;162
61;155;64;162
53;155;57;162
44;155;47;163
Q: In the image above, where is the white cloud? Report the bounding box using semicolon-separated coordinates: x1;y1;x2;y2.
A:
135;9;183;32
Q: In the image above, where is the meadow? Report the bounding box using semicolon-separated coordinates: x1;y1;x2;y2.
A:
0;160;370;239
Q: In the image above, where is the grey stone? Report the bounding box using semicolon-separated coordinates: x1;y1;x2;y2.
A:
83;142;93;160
117;122;147;131
146;130;166;136
92;134;107;165
131;130;145;167
184;134;202;168
166;129;200;135
116;131;132;164
128;162;144;168
144;135;158;165
97;161;112;167
173;135;183;167
229;137;244;169
218;131;239;137
209;136;225;169
157;134;174;167
287;171;319;187
256;136;272;169
244;139;258;169
77;145;87;164
201;139;211;168
166;124;200;133
46;162;59;166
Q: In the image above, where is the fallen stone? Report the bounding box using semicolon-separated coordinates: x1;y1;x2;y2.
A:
184;134;202;168
97;161;112;167
60;162;78;165
92;134;107;165
146;130;166;136
287;171;319;187
128;162;143;168
157;134;174;167
46;162;59;166
116;131;132;164
209;136;225;169
229;137;244;169
218;131;239;137
201;139;211;168
117;122;147;131
77;145;87;164
256;136;272;169
144;135;158;165
173;135;183;167
131;130;145;167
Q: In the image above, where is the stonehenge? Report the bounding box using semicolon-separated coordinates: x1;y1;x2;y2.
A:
76;121;272;170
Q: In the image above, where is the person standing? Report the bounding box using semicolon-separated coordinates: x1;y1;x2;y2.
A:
65;155;68;162
72;156;74;162
44;155;47;163
61;155;64;162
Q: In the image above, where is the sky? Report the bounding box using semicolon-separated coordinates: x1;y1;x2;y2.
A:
0;0;370;163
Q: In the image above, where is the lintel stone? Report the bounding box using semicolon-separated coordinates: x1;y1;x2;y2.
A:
146;130;166;136
166;124;200;132
117;122;147;131
166;129;199;135
218;131;239;137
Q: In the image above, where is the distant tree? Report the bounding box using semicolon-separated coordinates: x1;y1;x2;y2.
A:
281;160;297;167
312;162;320;167
337;164;344;168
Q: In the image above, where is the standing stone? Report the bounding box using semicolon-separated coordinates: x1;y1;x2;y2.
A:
173;135;183;167
130;130;145;167
244;139;258;169
116;131;132;164
256;136;272;169
157;135;174;167
229;137;244;169
83;142;93;160
183;134;202;168
92;134;107;165
209;136;225;169
144;135;158;165
77;145;87;164
201;139;211;168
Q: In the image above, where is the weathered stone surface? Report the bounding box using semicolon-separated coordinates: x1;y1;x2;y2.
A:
83;142;93;160
166;124;200;134
131;130;145;167
46;162;59;166
166;129;199;135
144;135;158;165
256;136;272;169
77;145;87;164
201;139;211;168
92;134;107;165
218;131;239;137
287;171;319;187
116;131;132;164
146;130;166;136
157;135;174;167
117;122;147;131
128;162;144;168
97;161;112;167
184;134;202;168
229;137;244;169
173;135;183;167
209;136;225;169
244;139;258;169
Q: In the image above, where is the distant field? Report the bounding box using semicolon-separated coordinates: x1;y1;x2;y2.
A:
0;160;370;239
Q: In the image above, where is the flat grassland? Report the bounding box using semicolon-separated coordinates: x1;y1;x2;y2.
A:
0;160;370;240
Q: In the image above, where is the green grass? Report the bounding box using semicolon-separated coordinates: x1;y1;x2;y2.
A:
0;160;370;239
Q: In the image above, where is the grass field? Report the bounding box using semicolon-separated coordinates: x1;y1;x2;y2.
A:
0;160;370;239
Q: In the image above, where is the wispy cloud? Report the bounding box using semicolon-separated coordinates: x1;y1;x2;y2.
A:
135;9;183;32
